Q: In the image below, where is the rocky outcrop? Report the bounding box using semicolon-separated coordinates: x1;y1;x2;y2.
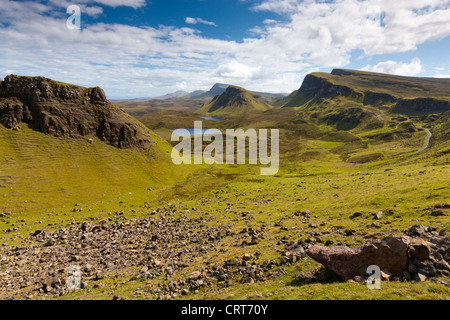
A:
295;74;362;102
307;235;410;280
307;228;450;281
0;75;153;149
392;98;450;113
283;69;450;113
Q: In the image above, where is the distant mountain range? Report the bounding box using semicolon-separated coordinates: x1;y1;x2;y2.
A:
127;83;288;103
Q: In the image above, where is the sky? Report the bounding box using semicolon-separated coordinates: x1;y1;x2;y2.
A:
1;0;450;99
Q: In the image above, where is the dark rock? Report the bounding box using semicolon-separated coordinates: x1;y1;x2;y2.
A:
403;270;412;281
408;238;431;260
429;235;450;246
225;259;239;267
406;225;428;237
43;238;55;247
350;212;363;219
408;262;418;274
344;229;355;236
430;210;447;217
435;260;450;271
0;75;152;150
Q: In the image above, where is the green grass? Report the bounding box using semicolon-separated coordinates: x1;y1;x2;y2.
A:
0;124;195;230
1;74;450;300
34;159;449;301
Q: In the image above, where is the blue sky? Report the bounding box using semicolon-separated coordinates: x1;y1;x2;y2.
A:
1;0;450;99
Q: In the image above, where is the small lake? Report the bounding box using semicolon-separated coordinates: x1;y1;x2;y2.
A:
172;128;222;137
200;116;224;121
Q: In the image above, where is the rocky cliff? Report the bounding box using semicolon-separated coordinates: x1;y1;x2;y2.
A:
283;69;450;112
0;75;153;149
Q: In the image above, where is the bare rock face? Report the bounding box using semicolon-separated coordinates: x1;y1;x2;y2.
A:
408;238;431;260
307;235;410;280
0;75;152;150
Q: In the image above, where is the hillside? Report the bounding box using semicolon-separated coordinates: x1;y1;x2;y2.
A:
0;75;153;149
0;75;193;213
282;69;450;112
0;72;449;302
198;85;272;116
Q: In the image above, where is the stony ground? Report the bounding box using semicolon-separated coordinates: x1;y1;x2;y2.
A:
1;203;449;300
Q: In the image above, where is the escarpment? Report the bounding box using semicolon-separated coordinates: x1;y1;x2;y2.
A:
0;75;153;149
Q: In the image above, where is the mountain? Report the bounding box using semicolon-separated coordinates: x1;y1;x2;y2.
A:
192;83;287;103
153;90;190;100
282;69;450;112
0;75;153;149
198;85;272;115
191;83;230;99
188;90;207;97
0;74;194;214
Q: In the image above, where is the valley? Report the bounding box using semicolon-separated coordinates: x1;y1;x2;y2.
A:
0;70;449;301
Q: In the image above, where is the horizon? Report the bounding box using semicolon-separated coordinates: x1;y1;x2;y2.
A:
1;0;450;99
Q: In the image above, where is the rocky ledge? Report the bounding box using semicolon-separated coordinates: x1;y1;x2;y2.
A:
0;75;153;149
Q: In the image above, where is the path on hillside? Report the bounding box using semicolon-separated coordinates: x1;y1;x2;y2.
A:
416;128;432;153
375;112;432;153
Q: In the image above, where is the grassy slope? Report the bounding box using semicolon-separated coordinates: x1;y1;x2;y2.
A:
49;151;450;301
198;86;272;116
1;71;449;301
0;124;194;217
317;69;450;99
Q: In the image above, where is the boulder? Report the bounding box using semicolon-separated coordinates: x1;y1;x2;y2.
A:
408;238;431;260
374;211;383;219
306;235;410;280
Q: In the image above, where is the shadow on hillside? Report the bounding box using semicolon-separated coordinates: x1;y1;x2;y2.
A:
289;267;343;287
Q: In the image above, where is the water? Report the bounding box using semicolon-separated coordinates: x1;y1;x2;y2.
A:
200;116;224;121
172;128;222;137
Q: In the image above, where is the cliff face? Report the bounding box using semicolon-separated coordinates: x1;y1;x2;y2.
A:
297;74;362;100
0;75;153;149
284;70;450;113
392;98;450;113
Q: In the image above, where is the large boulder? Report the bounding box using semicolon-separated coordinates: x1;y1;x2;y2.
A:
408;238;431;260
307;235;410;280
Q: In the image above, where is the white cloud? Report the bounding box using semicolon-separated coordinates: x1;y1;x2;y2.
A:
262;19;277;24
435;73;450;78
1;0;450;98
251;0;301;14
49;0;146;9
215;60;260;79
185;17;217;26
92;0;146;8
361;58;423;76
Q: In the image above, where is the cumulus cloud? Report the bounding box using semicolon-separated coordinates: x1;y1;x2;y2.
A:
215;60;260;79
1;0;450;98
185;17;217;26
361;58;423;76
49;0;146;9
251;0;302;14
